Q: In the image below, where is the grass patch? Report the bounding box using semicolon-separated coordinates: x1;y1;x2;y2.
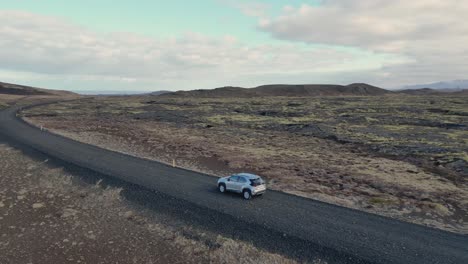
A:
369;197;398;205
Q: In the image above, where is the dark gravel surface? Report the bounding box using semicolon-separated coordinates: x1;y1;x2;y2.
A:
1;104;467;264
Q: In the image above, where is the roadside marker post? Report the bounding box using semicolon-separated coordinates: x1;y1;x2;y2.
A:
173;159;176;167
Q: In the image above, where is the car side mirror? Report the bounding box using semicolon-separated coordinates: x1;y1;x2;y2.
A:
227;178;231;181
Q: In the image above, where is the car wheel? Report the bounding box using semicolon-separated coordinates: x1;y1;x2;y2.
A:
242;190;252;200
218;183;226;193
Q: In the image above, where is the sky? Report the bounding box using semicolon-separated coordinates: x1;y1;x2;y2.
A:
0;0;467;92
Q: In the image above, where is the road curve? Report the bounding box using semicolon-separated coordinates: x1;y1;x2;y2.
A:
0;103;467;264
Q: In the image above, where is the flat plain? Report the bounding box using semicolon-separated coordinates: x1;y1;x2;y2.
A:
22;94;468;234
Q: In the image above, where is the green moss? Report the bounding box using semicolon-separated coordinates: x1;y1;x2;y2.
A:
365;117;379;123
369;197;397;205
382;125;414;131
451;152;468;162
24;94;468;170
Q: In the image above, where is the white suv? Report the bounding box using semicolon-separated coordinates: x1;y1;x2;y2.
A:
217;173;266;200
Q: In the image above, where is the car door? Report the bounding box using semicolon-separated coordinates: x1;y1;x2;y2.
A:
226;176;239;191
237;176;247;192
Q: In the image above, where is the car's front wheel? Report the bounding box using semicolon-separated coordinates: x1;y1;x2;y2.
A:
242;189;252;200
218;183;226;193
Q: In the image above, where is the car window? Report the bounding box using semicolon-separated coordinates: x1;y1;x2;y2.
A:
230;176;239;182
250;178;264;186
238;177;247;183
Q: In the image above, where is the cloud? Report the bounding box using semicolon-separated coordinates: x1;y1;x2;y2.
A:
258;1;468;86
235;2;270;18
0;10;407;91
217;0;270;18
259;1;468;51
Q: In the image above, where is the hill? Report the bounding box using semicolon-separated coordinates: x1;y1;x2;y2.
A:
150;90;172;96
398;87;468;95
0;82;76;96
162;83;391;98
401;80;468;90
398;88;444;95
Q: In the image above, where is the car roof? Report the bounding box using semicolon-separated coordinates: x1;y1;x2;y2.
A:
234;173;260;179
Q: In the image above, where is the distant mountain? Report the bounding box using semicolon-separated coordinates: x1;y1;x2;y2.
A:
401;80;468;90
150;90;172;96
162;83;391;98
75;90;150;95
0;81;76;96
398;88;444;95
74;90;172;96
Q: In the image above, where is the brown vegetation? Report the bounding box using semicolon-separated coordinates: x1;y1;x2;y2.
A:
0;143;301;263
22;94;468;234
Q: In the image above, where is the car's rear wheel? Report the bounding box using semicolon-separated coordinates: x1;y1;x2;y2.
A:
243;190;252;200
218;183;226;193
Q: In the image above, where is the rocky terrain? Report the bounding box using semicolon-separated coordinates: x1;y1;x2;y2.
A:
22;93;468;234
0;142;301;264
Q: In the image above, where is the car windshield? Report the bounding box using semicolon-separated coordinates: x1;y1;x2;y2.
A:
250;178;264;186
